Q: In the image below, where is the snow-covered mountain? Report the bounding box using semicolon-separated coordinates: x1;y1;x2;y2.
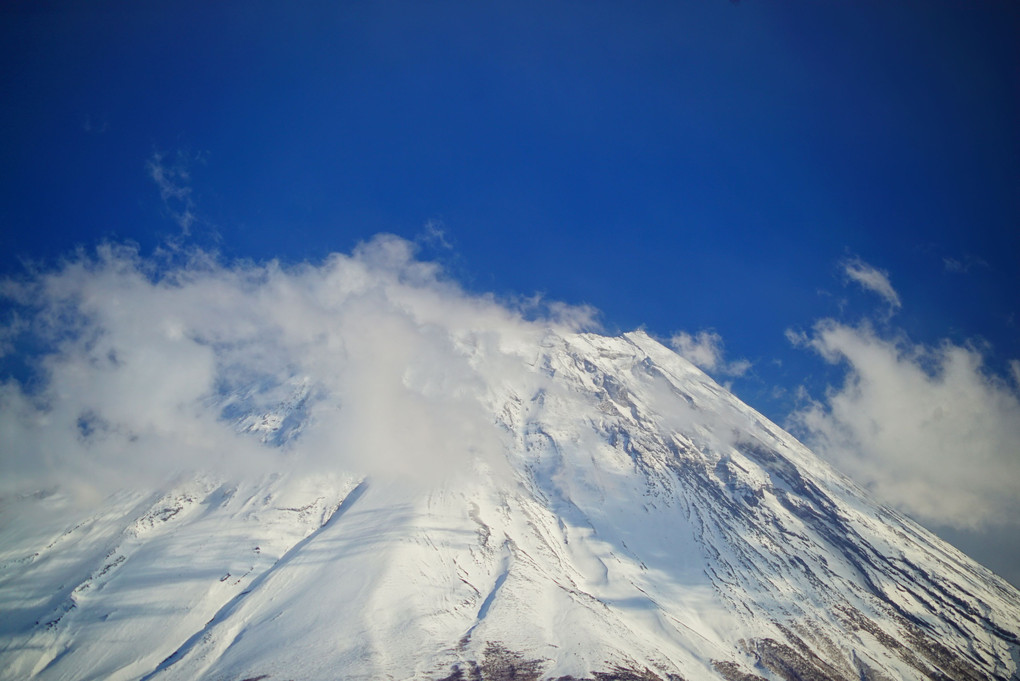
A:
2;329;1018;681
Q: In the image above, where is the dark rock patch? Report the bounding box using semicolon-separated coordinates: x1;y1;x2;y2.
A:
435;642;685;681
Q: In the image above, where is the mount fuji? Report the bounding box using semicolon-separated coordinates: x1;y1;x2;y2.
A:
2;327;1017;681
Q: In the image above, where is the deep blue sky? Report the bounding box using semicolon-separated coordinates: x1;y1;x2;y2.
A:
2;2;1019;580
3;1;1018;414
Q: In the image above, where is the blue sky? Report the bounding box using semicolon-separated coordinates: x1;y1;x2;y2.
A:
2;2;1018;584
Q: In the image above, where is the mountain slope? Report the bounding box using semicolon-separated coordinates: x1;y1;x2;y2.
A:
1;330;1017;681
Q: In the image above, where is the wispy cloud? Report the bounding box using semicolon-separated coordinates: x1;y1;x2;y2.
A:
943;254;988;274
669;329;750;377
146;151;198;234
841;257;901;310
0;235;595;498
419;219;452;249
788;320;1020;530
81;114;108;134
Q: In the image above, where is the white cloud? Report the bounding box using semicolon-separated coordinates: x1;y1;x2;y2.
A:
0;235;594;499
669;330;750;377
670;330;722;370
788;320;1020;530
842;258;901;310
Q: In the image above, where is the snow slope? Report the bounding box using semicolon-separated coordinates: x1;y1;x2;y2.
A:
1;330;1018;681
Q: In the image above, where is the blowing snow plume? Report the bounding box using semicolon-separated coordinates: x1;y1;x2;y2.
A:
0;234;595;496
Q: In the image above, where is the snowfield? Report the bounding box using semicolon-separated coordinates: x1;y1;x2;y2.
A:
2;330;1018;681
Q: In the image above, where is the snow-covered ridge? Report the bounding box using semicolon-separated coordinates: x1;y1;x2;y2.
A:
1;330;1017;681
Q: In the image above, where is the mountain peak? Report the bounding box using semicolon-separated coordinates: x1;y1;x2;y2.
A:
1;330;1017;681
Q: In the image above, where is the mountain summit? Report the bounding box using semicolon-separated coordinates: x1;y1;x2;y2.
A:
1;329;1018;681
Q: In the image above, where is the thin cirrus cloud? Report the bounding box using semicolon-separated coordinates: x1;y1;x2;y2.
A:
0;235;597;500
787;260;1020;531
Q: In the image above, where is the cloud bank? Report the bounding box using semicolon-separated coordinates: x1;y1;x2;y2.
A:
788;302;1020;531
0;235;594;498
